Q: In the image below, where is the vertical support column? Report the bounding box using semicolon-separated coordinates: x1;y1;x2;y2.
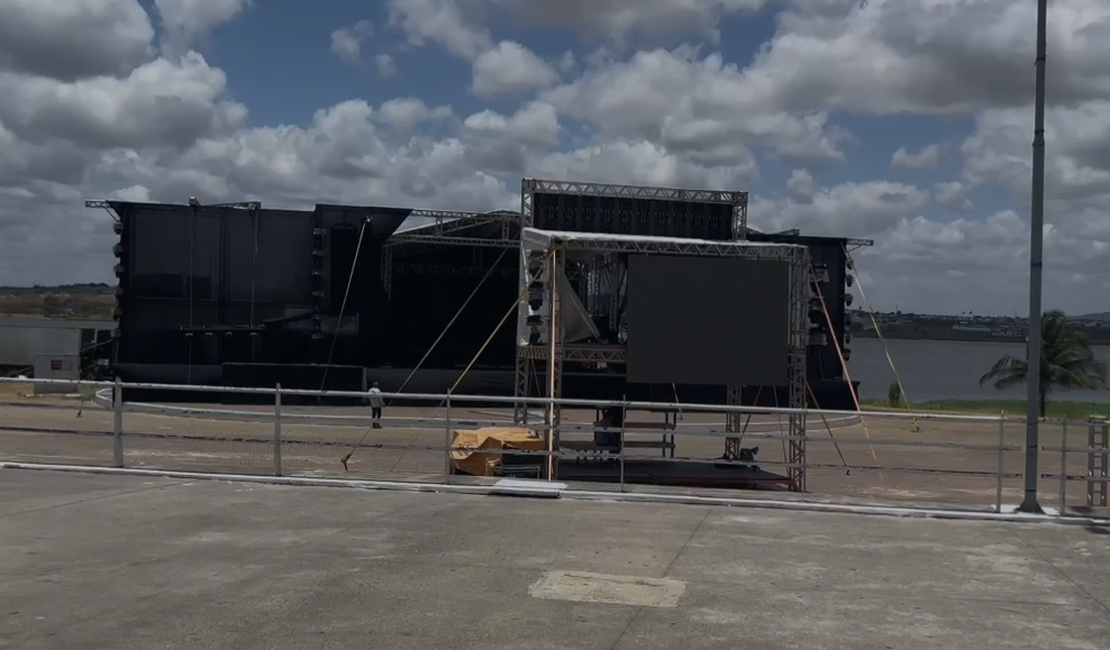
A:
1059;417;1069;513
785;251;809;492
731;192;749;240
724;385;742;460
273;383;283;477
381;246;392;299
545;247;563;481
513;246;531;425
995;411;1005;513
1088;416;1109;508
112;377;124;467
444;393;453;483
607;261;622;334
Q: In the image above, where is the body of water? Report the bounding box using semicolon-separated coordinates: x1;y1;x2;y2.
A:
850;338;1110;404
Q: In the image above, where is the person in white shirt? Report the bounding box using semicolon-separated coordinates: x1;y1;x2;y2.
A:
367;382;384;429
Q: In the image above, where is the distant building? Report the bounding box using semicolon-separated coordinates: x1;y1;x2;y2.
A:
0;317;113;371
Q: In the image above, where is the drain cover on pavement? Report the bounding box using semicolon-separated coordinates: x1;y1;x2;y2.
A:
527;571;686;607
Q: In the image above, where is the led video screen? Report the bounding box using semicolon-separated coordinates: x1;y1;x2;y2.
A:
626;255;791;386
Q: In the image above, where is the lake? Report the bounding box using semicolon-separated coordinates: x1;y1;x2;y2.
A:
850;338;1110;404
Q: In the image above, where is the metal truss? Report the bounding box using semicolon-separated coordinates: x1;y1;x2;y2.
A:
388;208;518;244
522;231;803;260
723;385;743;460
387;235;516;250
521;178;749;240
512;246;532;424
86;199;123;224
391;264;516;278
733;201;749;240
846;237;875;253
785;253;811;492
381;247;392;298
522;178;746;205
521;345;626;362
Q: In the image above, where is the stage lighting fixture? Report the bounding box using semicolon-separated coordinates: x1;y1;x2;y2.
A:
846;273;855;287
844;293;854;307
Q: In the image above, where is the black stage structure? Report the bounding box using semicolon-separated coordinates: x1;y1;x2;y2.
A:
89;180;871;412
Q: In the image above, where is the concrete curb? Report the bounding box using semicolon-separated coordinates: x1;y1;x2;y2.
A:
2;461;1107;529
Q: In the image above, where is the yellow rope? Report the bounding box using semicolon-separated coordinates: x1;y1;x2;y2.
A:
842;244;920;432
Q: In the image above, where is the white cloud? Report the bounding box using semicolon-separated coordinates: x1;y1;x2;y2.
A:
0;0;154;81
753;0;1110;114
1;0;1110;317
154;0;251;43
785;169;816;204
495;0;771;42
375;53;397;77
471;41;561;97
891;144;942;169
933;181;973;211
542;48;847;165
386;0;491;60
331;20;375;64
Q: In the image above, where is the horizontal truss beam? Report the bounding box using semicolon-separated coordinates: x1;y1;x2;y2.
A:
390;210;518;243
523;178;746;206
392;264;516;278
524;235;805;259
521;345;627;362
388;235;517;249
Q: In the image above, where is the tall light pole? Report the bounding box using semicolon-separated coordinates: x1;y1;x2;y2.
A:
1019;0;1048;514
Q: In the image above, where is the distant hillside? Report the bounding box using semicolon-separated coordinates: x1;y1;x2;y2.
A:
1076;312;1110;322
0;283;114;319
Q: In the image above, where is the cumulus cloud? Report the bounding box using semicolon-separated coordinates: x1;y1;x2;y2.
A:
331;20;375;64
154;0;252;51
1;0;1109;317
375;53;397;77
471;41;561;97
0;0;154;81
891;144;942;169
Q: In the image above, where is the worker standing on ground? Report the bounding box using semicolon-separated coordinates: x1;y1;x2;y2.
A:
367;381;384;429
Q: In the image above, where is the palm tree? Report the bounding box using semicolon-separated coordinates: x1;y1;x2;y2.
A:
979;310;1108;414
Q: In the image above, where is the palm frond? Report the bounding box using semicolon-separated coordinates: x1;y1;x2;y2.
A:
982;311;1109;404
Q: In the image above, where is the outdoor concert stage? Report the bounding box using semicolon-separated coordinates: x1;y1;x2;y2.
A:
92;178;871;492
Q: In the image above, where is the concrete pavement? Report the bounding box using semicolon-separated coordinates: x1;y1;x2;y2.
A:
0;469;1107;649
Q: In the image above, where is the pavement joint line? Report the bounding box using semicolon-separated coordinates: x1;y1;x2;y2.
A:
0;479;189;520
2;460;1109;529
1011;528;1110;613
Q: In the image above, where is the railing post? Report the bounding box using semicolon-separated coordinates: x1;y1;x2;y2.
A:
112;377;124;467
443;392;453;483
273;383;282;477
619;397;627;493
995;410;1005;513
1059;417;1068;514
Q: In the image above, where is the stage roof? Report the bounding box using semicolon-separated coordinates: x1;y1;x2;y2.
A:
520;227;805;259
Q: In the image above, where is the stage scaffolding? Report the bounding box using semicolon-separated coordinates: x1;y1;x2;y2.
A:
512;227;812;491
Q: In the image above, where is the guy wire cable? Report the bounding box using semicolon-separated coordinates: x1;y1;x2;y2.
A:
318;218;369;393
342;270;532;471
388;278;532;473
841;242;920;432
390;247;510;399
813;262;884;481
249;206;259;327
806;380;850;474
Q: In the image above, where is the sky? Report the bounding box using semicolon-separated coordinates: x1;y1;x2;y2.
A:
0;0;1108;317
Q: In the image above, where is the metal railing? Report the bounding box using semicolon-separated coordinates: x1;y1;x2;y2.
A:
0;376;1104;514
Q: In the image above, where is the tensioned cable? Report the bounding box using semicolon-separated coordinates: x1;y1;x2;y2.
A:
813;266;884;482
841;243;920;432
390;247;510;399
249;208;259;327
318;219;369;393
343;278;531;471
